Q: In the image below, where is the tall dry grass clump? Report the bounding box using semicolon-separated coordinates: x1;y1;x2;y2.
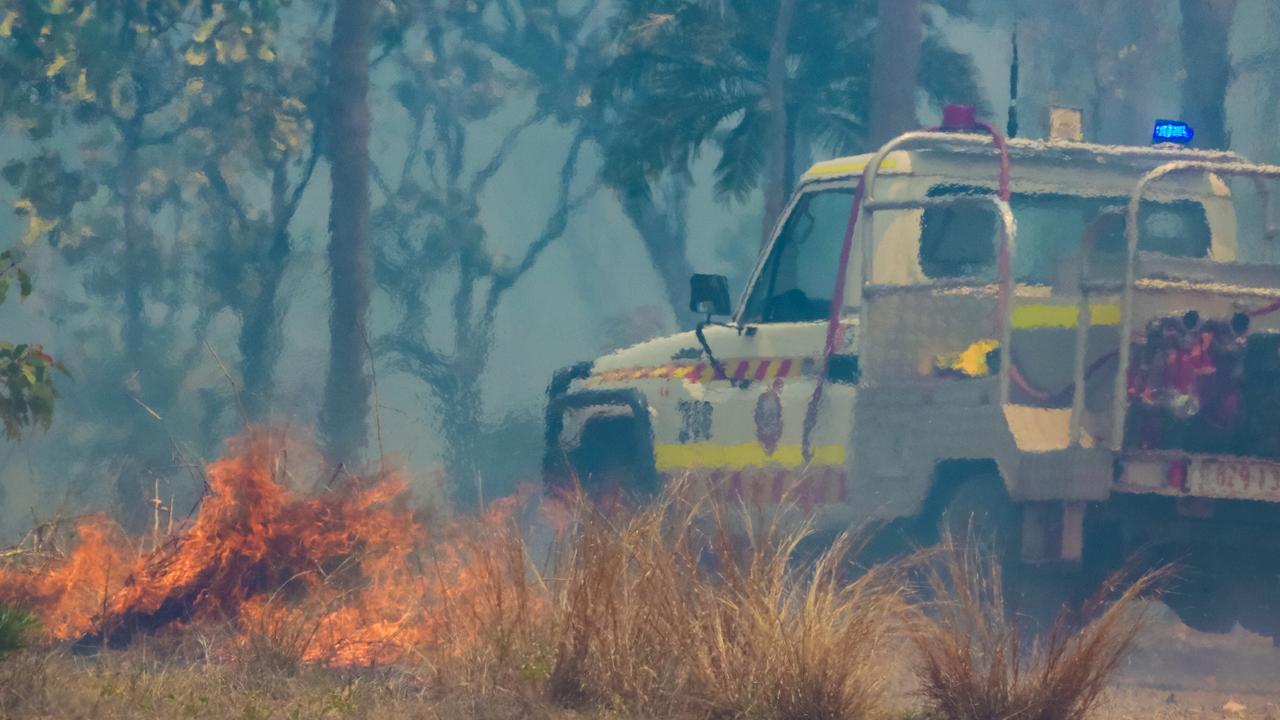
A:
908;539;1166;720
546;486;906;719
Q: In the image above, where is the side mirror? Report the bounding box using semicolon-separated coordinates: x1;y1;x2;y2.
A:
689;274;731;317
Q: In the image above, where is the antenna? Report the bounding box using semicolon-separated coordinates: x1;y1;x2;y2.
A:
1007;23;1019;138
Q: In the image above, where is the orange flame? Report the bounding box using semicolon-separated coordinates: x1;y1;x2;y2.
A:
0;430;538;666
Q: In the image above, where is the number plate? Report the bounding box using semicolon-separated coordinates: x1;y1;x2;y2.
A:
1189;459;1280;502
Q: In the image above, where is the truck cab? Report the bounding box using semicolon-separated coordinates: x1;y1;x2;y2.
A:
544;111;1280;637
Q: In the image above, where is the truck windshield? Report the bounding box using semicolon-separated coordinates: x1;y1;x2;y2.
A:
920;185;1211;284
741;189;853;324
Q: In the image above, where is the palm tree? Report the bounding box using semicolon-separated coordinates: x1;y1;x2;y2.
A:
595;0;982;237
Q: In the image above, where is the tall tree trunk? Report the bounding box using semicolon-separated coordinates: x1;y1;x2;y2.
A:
118;132;148;357
319;0;374;467
1180;0;1236;149
116;129;152;531
868;0;922;146
762;0;797;246
439;368;484;509
616;182;697;328
240;164;291;419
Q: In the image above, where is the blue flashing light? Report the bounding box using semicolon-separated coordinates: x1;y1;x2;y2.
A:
1153;119;1194;145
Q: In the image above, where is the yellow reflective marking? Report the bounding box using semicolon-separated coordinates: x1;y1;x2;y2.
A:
655;443;845;471
1011;303;1121;329
671;366;693;379
936;338;1000;377
804;157;897;178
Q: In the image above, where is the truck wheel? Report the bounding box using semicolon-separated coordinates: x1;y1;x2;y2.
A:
567;415;648;505
934;474;1078;632
935;474;1019;564
1162;559;1236;635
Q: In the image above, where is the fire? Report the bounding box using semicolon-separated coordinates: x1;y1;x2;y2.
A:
0;430;537;666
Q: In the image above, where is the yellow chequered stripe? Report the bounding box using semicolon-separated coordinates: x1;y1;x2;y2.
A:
655;443;846;471
591;357;817;385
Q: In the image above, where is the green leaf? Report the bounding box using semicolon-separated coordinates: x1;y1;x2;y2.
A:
0;278;8;306
19;364;35;385
16;269;31;299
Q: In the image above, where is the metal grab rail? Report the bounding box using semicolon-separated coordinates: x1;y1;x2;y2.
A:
1068;206;1125;446
798;127;1012;461
1110;160;1280;451
856;130;1015;395
862;196;1018;405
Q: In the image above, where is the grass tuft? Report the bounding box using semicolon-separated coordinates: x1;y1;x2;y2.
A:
908;538;1167;720
547;484;905;719
0;603;36;660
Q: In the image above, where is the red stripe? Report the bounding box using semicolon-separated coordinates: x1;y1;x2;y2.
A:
734;361;750;380
688;363;705;382
727;471;743;501
754;360;771;381
777;358;793;377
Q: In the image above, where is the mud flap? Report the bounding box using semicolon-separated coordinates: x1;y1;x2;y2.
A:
1021;500;1085;563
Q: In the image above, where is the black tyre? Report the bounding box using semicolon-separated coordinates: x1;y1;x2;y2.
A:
566;415;649;504
1162;556;1236;635
935;474;1019;563
934;474;1080;632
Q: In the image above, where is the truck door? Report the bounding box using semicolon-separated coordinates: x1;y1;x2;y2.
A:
683;185;859;519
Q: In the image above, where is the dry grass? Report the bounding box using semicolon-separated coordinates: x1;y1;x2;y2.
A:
0;486;1166;720
0;646;580;720
547;489;906;719
908;539;1168;720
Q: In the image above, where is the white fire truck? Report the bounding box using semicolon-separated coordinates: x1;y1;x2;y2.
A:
544;106;1280;636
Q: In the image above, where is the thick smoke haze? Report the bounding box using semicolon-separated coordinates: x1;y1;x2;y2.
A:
0;0;1277;536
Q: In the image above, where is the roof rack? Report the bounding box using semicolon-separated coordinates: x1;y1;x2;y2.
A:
804;134;1250;181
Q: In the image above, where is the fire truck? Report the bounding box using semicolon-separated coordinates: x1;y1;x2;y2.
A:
543;106;1280;636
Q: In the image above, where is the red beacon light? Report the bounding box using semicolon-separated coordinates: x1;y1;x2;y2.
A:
940;103;979;131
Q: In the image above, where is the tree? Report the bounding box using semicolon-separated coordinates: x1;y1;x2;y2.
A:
370;1;600;505
763;0;798;243
0;252;61;439
868;0;923;146
194;5;328;419
1179;0;1236;149
595;0;981;239
462;0;701;324
0;0;318;522
319;0;375;468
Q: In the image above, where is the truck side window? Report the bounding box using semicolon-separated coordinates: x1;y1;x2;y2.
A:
741;189;854;324
919;185;998;279
1093;199;1211;259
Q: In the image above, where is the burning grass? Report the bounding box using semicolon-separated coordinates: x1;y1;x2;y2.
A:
0;430;537;668
0;430;1163;719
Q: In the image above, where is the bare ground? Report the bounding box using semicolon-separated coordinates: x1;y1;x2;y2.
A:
1097;603;1280;720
